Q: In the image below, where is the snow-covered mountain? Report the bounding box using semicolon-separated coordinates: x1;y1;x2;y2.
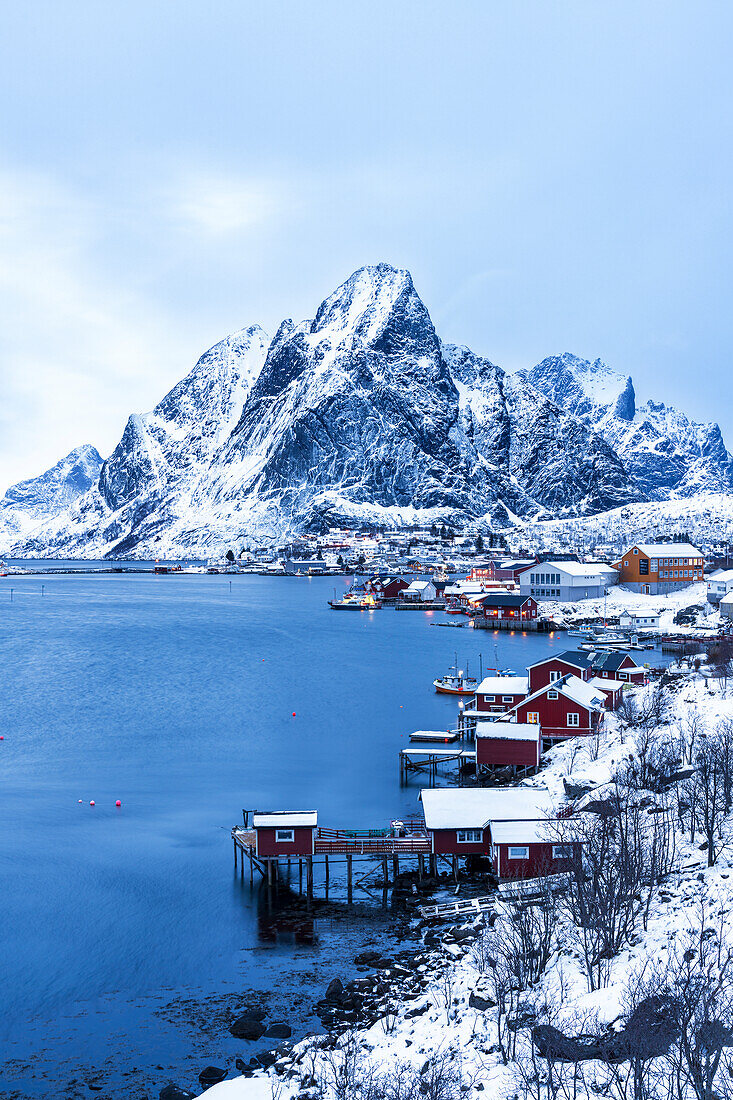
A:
522;353;733;498
7;264;723;559
0;444;103;547
7;265;640;557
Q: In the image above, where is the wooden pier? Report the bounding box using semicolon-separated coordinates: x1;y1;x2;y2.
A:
232;820;435;902
399;746;476;785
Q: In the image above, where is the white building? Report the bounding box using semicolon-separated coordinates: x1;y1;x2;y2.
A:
707;569;733;605
519;562;619;602
403;580;437;602
618;610;660;631
720;592;733;620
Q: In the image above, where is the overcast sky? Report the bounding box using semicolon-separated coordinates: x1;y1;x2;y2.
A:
1;1;732;492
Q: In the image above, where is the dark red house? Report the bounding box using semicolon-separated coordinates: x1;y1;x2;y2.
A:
591;650;646;685
476;592;538;624
527;650;594;693
252;811;317;858
509;674;606;744
474;675;529;714
365;576;409;600
589;676;624;709
470;558;538;583
419;787;578;880
475;720;541;771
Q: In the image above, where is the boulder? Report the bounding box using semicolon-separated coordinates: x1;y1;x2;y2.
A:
266;1022;292;1039
198;1067;227;1090
354;950;382;965
469;991;496;1011
255;1050;278;1068
325;978;344;1002
160;1087;196;1100
229;1016;266;1041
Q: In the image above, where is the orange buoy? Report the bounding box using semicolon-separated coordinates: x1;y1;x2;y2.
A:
115;800;121;807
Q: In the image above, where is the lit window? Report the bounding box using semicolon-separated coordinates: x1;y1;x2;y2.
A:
567;713;580;727
276;829;295;843
457;829;482;844
508;846;529;860
527;711;540;724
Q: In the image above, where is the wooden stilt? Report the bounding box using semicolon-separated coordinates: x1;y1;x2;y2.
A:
249;851;254;886
324;855;329;898
306;857;313;901
392;854;399;881
452;855;458;883
299;859;303;894
267;860;273;888
382;856;388;885
234;839;238;870
347;855;353;902
418;854;424;882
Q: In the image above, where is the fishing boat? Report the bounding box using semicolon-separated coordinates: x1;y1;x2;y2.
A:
433;667;478;695
328;590;381;610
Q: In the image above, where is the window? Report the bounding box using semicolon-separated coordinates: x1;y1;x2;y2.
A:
623;560;629;567
639;559;649;575
567;713;580;727
457;829;482;844
502;695;513;702
547;689;558;700
508;846;529;860
484;694;496;702
527;711;540;724
275;828;295;843
552;844;573;860
549;670;560;681
633;548;638;555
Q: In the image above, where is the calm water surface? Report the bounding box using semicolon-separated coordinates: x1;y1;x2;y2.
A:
0;571;660;1097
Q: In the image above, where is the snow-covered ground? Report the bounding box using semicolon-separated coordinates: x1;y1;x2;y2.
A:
199;667;733;1099
543;581;720;634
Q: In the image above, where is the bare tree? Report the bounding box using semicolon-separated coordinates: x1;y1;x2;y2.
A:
693;737;730;866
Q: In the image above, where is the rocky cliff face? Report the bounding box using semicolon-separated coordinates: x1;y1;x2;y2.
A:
0;444;103;548
523;353;733;499
2;267;656;558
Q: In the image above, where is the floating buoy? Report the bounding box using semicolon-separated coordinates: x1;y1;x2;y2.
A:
115;800;121;807
78;799;83;803
292;712;296;717
90;800;95;806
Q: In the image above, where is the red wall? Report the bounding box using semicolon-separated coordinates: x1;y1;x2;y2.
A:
477;736;539;768
528;658;591;693
476;691;525;713
496;841;578;880
515;691;602;741
432;827;491;855
256;826;315;857
482;598;537;621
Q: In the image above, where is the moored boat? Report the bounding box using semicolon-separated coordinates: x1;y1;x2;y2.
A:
433;667;478;695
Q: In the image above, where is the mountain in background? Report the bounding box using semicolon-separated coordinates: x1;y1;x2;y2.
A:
522;353;733;498
0;445;103;547
2;265;726;559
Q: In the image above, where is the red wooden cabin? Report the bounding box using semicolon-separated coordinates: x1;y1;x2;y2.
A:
475;720;540;770
252;811;317;858
474;675;529;714
591;650;646;684
365;576;409;600
589;676;624;709
476;592;538;623
509;675;606;744
527;650;594;693
490;819;579;880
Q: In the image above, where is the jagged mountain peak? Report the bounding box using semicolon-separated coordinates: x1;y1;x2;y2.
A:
1;444;103;515
525;353;636;422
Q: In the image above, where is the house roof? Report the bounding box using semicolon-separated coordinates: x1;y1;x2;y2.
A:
420;787;554;830
589;676;626;692
526;561;617;578
526;650;594;670
476;720;539;741
253;811;318;829
406;580;433;592
709;569;733;583
633;543;702;558
490;819;560;844
511;673;606;715
476;675;529;695
591;650;639;672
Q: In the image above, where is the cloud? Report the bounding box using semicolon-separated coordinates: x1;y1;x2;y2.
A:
165;170;288;236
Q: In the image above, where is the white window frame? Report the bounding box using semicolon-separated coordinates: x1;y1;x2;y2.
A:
567;713;580;727
457;828;482;844
502;695;513;703
547;689;558;700
552;844;573;860
275;828;295;843
527;711;540;724
549;670;560;682
508;846;529;860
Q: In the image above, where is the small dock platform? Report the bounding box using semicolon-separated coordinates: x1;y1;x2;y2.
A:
399;746;476;785
419;894;495;921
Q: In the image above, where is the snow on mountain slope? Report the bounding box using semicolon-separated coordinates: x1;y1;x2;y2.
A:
3;268;644;557
0;444;103;546
523;352;733;498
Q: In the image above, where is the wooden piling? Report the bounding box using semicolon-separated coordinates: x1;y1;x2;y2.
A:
324;855;329;898
347;855;353;902
306;857;313;900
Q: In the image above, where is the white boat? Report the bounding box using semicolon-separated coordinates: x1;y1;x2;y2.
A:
433;667;478;695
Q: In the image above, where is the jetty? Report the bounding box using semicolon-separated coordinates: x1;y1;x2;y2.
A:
398;746;476;785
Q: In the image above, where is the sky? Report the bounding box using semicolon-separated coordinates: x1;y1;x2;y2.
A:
1;1;732;492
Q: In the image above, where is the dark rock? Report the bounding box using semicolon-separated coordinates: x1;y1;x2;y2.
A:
198;1067;227;1090
325;978;344;1002
160;1087;196;1100
405;1003;431;1018
354;951;382;965
229;1016;266;1041
255;1051;278;1068
469;992;496;1011
265;1022;292;1039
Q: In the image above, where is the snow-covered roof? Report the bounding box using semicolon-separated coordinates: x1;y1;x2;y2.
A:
720;592;733;607
710;569;733;583
406;580;432;592
560;676;607;710
476;675;528;695
253;811;318;828
634;542;702;557
475;720;539;741
527;650;593;670
420;787;553;830
528;561;617;578
589;676;626;692
490;819;560;844
591;650;641;672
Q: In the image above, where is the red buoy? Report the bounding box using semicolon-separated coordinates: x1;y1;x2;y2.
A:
292;712;296;717
115;800;121;807
90;800;95;806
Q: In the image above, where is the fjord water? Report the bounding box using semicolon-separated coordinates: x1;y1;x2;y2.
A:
0;572;618;1096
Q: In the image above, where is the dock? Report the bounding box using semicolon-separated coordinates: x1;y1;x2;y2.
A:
419;894;495;921
399;746;476;785
232;820;435;902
